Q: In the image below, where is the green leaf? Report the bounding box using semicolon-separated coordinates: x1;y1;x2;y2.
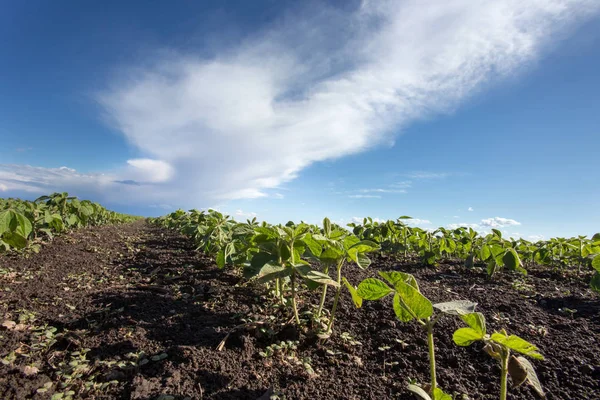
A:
15;213;33;239
301;269;340;287
480;245;491;261
355;252;371;269
453;327;484;346
256;264;291;284
590;272;600;294
302;234;322;257
342;277;362;308
433;388;452;400
503;248;526;275
279;241;291;261
433;301;477;316
592;255;600;273
0;211;12;235
393;280;433;320
378;271;419;291
357;278;392;300
320;246;344;263
343;235;360;250
2;232;27;249
323;217;331;237
349;239;380;253
459;312;486;337
490;332;544;360
216;249;225;269
393;293;414;322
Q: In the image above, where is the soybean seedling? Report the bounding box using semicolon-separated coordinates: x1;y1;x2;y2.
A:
357;271;476;399
453;312;545;400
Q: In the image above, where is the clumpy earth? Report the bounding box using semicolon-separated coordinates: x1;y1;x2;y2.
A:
0;221;598;399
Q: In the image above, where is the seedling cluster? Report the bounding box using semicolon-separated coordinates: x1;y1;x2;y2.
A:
147;210;573;399
1;192;139;252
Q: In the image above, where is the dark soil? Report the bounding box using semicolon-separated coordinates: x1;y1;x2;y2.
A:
1;222;598;399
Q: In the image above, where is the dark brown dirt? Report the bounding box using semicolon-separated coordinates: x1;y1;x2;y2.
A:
0;222;598;399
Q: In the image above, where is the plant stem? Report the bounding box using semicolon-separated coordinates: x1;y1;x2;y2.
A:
275;278;282;303
426;321;437;394
316;265;330;319
499;350;509;400
325;265;343;333
290;272;300;326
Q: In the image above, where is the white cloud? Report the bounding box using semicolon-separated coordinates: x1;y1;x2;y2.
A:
468;207;474;212
235;209;258;218
3;0;599;205
447;223;481;230
273;193;285;199
0;183;7;192
0;164;113;194
358;188;407;194
352;216;384;224
527;234;545;242
405;218;431;226
0;164;175;204
126;159;174;183
348;194;381;199
480;217;521;228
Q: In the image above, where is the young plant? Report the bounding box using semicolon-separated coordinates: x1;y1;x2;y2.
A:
480;230;527;278
252;223;339;326
453;312;545;400
591;254;600;294
306;218;379;335
0;209;33;251
357;271;476;399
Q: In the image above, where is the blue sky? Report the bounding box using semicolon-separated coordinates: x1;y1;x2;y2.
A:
1;0;599;240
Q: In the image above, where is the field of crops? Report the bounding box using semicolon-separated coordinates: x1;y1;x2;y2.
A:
1;196;598;399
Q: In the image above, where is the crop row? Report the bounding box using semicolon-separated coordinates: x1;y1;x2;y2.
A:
151;209;599;399
0;192;140;252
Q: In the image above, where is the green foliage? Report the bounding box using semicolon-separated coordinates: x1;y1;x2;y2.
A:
453;313;544;399
357;271;474;399
0;193;138;252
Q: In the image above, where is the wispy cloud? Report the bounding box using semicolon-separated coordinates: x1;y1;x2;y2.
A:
2;0;599;205
348;194;381;199
468;207;474;212
358;188;407;194
405;171;451;180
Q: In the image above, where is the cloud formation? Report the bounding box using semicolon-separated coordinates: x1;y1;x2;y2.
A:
448;216;521;230
2;0;599;206
480;217;522;228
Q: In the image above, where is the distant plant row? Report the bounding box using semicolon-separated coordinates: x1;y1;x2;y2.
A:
0;192;140;252
150;209;599;399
